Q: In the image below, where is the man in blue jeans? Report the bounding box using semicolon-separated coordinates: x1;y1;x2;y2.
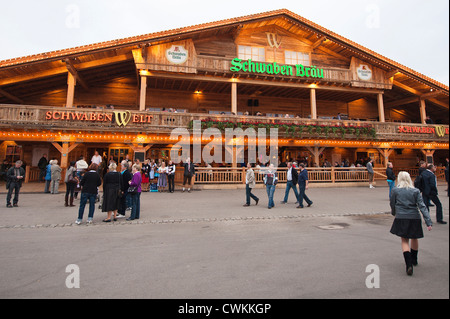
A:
281;162;299;204
75;164;102;225
297;163;313;209
264;164;278;209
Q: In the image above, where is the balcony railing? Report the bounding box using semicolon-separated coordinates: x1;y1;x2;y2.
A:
0;104;448;142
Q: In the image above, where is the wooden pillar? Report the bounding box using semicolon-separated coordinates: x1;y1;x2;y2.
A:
66;73;76;108
377;93;385;123
231;82;237;115
139;75;147;111
377;148;393;167
310;88;317;119
420;99;427;124
306;146;325;167
51;142;80;168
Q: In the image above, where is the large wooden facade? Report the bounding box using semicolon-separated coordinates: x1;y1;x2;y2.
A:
0;9;448;182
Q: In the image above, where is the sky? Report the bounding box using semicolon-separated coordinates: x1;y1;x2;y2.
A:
0;0;449;85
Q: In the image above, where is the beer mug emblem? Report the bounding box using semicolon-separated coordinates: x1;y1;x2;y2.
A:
114;111;132;127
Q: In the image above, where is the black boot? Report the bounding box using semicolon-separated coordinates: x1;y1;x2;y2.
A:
69;195;75;207
403;251;413;276
64;194;69;207
411;249;418;266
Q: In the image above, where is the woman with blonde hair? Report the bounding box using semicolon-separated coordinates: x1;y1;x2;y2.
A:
390;171;432;276
101;162;121;222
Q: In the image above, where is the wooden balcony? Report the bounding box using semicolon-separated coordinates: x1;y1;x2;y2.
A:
0;104;448;143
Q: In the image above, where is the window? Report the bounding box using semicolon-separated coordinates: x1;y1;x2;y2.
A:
238;45;265;62
285;51;310;66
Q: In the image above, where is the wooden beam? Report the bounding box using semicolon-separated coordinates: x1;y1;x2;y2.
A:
427;97;449;109
66;73;76;108
0;88;24;104
0;53;133;86
65;59;89;90
419;99;427;124
377;93;385;122
144;72;384;95
393;80;422;95
385;70;398;79
310;88;317;119
312;36;327;50
385;97;419;108
231;82;237;114
139;75;147;111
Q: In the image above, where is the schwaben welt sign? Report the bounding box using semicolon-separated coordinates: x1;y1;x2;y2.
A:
398;125;449;137
45;110;153;127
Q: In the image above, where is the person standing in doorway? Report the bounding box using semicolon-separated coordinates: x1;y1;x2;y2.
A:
6;160;25;208
243;163;259;207
91;151;102;175
296;163;313;209
281;162;299;205
367;158;375;189
386;162;396;199
390;171;432;276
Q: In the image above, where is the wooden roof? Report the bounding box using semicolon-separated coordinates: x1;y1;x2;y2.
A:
1;9;448;92
0;8;448;116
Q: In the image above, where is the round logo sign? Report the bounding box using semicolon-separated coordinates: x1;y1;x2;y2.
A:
166;45;188;64
356;64;373;81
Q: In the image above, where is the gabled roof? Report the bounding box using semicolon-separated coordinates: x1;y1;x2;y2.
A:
0;8;448;93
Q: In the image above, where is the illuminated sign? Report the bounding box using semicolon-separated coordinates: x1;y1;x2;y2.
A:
45;111;153;127
398;125;449;137
230;58;324;79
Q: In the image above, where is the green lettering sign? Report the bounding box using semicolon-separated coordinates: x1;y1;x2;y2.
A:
230;58;323;79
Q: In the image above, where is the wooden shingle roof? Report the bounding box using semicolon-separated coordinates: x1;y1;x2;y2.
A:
0;8;448;93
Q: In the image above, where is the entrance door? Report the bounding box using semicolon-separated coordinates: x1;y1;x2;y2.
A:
108;147;130;164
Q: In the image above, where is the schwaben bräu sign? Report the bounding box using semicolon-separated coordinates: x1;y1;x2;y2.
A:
230;58;324;78
45;110;153;127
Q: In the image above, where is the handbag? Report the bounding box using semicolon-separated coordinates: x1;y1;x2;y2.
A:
68;170;79;184
128;186;138;195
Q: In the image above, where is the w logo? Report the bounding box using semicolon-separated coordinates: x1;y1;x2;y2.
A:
435;125;446;137
114;111;132;127
266;33;282;49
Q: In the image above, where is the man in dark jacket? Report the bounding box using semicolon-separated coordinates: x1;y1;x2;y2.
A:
117;160;133;218
296;163;313;209
6;160;25;208
37;154;48;182
281;162;299;204
422;164;446;224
